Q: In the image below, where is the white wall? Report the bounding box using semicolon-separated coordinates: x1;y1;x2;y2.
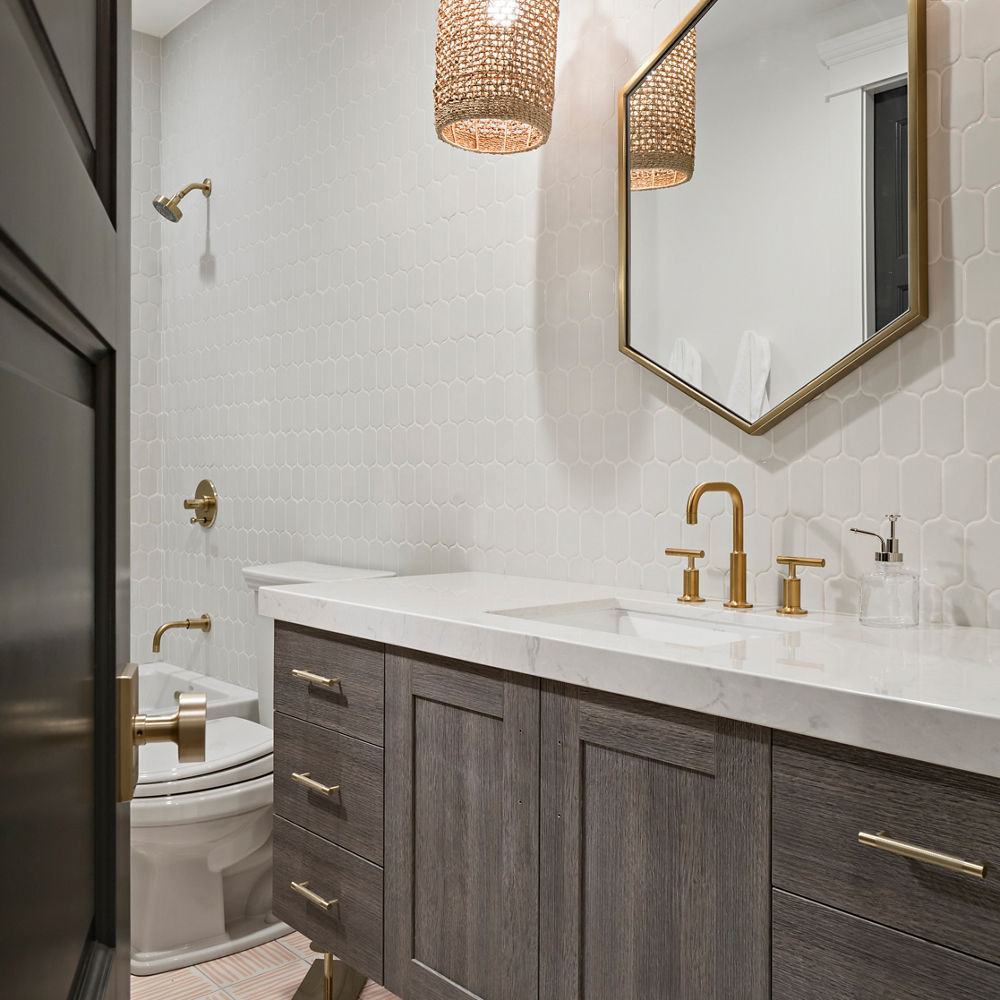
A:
131;32;164;661
132;0;1000;690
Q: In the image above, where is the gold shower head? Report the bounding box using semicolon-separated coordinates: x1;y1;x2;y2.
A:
153;178;212;222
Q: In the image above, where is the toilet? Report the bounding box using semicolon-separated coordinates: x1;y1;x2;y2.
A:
130;561;393;975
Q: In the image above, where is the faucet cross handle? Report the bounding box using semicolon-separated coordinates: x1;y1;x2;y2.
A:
665;548;706;604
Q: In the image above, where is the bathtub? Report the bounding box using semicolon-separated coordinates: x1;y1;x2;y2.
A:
138;662;258;721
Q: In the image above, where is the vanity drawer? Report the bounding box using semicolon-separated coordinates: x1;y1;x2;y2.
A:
273;815;383;982
274;621;384;746
773;890;1000;1000
274;711;384;865
773;733;1000;965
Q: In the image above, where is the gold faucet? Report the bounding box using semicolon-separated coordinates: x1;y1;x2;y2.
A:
685;482;752;609
152;614;212;653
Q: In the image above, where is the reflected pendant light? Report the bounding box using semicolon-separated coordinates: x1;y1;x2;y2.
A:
630;28;697;190
434;0;560;154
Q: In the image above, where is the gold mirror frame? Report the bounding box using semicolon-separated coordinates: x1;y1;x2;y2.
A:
618;0;928;436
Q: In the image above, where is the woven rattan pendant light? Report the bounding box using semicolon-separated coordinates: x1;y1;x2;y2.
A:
630;28;697;190
434;0;560;154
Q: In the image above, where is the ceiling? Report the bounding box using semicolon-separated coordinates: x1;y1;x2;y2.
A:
133;0;212;37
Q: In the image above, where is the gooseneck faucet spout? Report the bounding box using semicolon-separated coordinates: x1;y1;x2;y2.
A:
685;482;752;609
152;614;212;653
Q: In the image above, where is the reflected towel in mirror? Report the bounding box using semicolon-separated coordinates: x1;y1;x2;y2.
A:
727;330;771;421
668;337;702;389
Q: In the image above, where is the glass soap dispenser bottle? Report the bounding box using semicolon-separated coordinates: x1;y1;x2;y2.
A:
850;514;920;627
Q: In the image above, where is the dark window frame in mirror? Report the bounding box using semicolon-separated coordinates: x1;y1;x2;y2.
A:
617;0;928;436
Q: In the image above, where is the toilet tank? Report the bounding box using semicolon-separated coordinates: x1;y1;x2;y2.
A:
241;562;395;728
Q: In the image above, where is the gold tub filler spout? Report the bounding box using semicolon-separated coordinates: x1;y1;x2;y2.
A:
152;614;211;653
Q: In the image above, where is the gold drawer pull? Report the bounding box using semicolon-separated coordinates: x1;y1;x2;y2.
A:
290;880;339;911
291;668;340;687
291;771;340;796
859;830;987;879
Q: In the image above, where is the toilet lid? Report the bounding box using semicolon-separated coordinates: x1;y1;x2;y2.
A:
136;717;273;797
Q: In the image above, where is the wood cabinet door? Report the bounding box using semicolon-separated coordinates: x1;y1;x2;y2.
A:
384;649;539;1000
540;684;771;1000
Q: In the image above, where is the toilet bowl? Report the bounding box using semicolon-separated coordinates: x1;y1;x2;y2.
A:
130;717;285;975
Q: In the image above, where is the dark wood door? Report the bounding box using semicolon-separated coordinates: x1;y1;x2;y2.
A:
540;684;771;1000
384;649;539;1000
0;3;130;1000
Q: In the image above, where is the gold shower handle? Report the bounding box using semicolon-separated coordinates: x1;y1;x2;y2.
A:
116;663;207;802
183;479;219;527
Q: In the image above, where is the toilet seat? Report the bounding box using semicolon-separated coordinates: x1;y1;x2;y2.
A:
136;716;273;797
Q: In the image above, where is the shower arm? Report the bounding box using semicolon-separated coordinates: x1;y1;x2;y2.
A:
174;179;212;201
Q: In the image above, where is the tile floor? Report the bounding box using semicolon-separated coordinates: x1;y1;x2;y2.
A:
130;932;398;1000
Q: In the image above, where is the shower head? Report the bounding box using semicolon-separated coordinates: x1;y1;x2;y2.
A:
152;178;212;222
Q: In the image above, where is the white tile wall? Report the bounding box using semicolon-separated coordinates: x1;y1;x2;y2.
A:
132;0;1000;689
131;32;165;662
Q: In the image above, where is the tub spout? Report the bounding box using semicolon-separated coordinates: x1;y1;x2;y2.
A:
152;614;211;653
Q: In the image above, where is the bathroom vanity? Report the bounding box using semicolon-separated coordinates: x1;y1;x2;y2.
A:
263;573;1000;999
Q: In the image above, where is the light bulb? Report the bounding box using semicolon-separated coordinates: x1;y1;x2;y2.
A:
486;0;519;28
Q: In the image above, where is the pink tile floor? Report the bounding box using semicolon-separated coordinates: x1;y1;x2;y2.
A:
131;932;397;1000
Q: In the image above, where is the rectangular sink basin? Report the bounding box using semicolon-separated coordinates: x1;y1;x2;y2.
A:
490;598;813;648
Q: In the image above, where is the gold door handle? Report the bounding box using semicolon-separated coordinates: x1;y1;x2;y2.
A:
291;771;340;796
858;830;987;879
291;668;340;687
117;663;207;802
290;880;339;911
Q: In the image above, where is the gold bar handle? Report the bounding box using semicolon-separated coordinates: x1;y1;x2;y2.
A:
858;830;987;879
291;771;340;796
291;668;340;687
290;880;338;911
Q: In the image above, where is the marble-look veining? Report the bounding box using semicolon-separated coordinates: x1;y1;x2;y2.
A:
260;572;1000;780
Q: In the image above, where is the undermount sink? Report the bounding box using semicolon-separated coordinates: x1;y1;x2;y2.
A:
490;598;818;648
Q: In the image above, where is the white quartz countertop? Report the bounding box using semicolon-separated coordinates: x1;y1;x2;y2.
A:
259;572;1000;779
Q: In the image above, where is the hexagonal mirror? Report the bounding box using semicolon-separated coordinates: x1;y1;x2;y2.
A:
619;0;927;434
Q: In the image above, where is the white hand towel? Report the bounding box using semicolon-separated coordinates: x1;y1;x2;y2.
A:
727;330;771;421
668;337;702;389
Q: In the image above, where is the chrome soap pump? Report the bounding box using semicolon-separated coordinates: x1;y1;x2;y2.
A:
850;515;920;627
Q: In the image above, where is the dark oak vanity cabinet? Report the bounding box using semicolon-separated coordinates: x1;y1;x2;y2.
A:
272;621;1000;999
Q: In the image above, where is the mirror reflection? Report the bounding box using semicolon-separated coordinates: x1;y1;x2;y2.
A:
625;0;911;425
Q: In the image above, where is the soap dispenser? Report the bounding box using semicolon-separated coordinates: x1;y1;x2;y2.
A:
850;515;920;627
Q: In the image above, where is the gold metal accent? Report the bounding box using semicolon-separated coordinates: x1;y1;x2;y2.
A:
184;478;218;527
686;482;751;608
291;668;340;688
290;880;339;911
292;951;367;1000
153;178;212;222
116;663;207;803
859;830;987;879
665;547;706;603
291;771;340;796
152;613;211;653
617;0;928;434
776;556;826;615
